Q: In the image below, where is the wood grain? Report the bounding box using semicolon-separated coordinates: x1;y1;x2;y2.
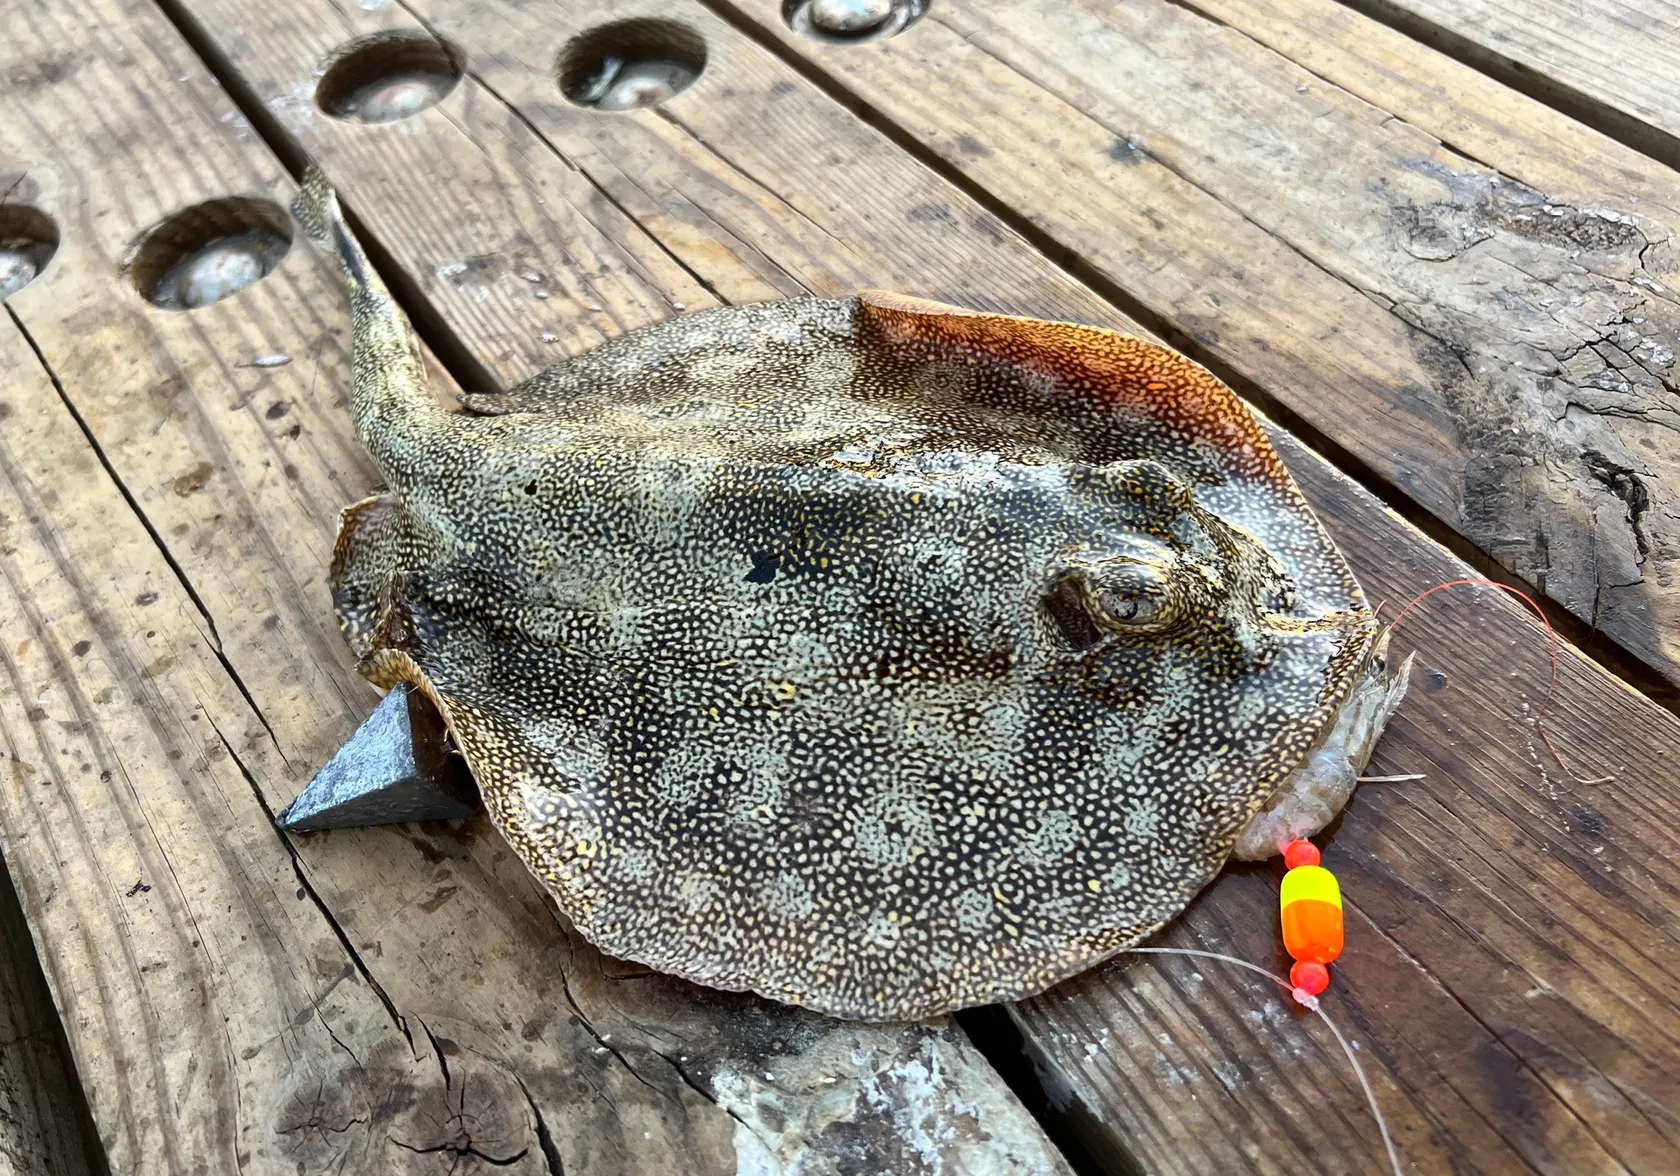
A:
153;0;1680;1169
0;284;460;1173
1343;0;1680;162
0;0;1071;1171
724;0;1680;693
0;843;97;1176
1190;0;1680;222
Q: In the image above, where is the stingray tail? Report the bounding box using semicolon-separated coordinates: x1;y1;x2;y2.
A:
291;166;451;478
291;167;374;288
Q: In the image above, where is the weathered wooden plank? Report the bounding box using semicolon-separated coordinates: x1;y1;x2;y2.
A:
726;0;1680;692
1187;0;1680;240
0;847;97;1176
0;294;457;1171
1181;1;1680;691
1340;0;1680;165
157;0;1680;1169
1;0;1071;1171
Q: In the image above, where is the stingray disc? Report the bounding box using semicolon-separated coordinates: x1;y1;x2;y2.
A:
331;290;1376;1020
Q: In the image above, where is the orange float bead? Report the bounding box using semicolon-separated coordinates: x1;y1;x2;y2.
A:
1280;841;1344;971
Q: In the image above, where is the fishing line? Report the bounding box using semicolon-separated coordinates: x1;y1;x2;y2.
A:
1106;578;1614;1174
1124;945;1403;1176
1383;576;1612;786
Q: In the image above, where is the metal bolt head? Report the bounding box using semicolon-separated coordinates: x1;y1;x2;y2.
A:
346;72;453;123
175;242;265;309
143;226;288;311
808;0;893;34
559;20;707;111
316;31;463;124
128;198;289;311
784;0;926;43
0;250;37;300
591;60;696;111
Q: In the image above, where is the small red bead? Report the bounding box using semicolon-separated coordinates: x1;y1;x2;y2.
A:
1290;960;1330;996
1283;840;1321;869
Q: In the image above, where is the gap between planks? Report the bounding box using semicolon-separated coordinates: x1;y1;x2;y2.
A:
1331;0;1680;179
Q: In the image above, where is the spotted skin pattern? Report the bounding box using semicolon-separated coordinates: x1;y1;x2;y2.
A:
294;170;1379;1020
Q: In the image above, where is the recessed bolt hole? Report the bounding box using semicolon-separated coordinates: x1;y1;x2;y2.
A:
783;0;927;42
317;31;464;124
0;205;59;300
558;20;706;111
129;198;291;311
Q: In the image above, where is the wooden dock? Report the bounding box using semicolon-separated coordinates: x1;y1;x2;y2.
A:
2;0;1678;1171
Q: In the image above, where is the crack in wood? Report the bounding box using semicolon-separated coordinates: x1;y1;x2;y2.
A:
5;304;293;766
206;714;415;1055
513;1077;565;1176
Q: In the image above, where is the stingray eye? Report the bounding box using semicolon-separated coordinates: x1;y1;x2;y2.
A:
1086;536;1184;633
1087;560;1180;633
1046;537;1186;648
1095;586;1164;627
